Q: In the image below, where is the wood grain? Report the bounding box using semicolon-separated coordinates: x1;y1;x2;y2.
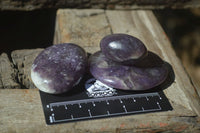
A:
53;9;111;54
0;53;20;88
11;49;43;88
1;9;200;132
0;89;199;133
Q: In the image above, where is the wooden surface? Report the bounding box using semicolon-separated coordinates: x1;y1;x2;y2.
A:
11;49;43;89
1;0;200;11
0;53;20;88
0;9;200;132
0;89;200;133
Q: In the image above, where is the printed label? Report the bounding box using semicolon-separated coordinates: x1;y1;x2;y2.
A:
85;78;117;98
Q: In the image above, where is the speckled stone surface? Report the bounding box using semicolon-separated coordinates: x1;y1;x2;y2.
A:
100;34;147;62
31;43;87;94
89;51;168;91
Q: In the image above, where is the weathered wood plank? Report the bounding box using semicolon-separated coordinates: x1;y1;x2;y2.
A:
0;89;199;133
106;10;200;116
11;49;43;88
53;9;111;54
1;9;200;132
0;53;20;88
1;0;200;11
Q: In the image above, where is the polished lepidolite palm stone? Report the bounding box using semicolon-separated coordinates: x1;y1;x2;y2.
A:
100;34;147;62
31;43;87;94
89;51;168;91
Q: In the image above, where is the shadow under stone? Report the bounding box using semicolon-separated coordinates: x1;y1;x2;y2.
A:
119;51;175;94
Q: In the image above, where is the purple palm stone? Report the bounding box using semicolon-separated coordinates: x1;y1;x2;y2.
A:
89;51;168;91
100;34;147;62
31;43;87;94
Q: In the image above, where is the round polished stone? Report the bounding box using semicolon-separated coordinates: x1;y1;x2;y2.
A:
31;43;87;94
89;51;168;91
100;34;147;62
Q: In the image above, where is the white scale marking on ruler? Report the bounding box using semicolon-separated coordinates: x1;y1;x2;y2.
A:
88;109;92;117
107;111;110;115
48;92;163;123
106;100;109;105
49;92;160;108
120;99;123;103
133;98;136;102
123;105;127;113
146;96;149;101
52;107;162;123
157;102;161;109
142;107;144;111
92;102;96;107
41;78;173;124
53;116;56;122
49;116;53;123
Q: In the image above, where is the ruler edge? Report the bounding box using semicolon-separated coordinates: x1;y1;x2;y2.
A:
39;91;173;125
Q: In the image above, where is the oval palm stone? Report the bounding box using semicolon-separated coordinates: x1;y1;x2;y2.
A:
31;43;87;94
89;51;168;91
100;34;147;62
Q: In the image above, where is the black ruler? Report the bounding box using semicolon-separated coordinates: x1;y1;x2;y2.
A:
40;75;172;125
